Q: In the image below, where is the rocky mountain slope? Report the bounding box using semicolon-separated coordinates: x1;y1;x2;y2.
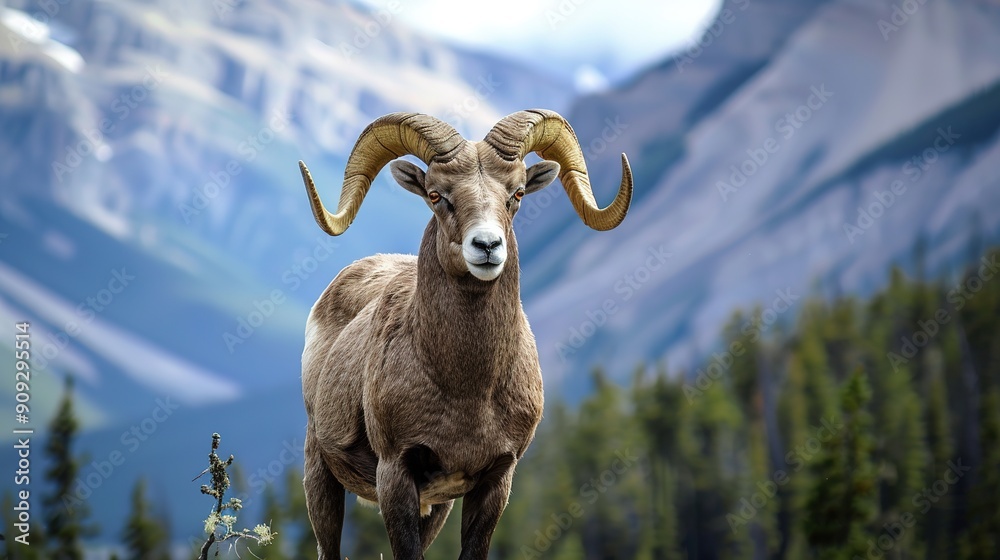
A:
2;0;999;546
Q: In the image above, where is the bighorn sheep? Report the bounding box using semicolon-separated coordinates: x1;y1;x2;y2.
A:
299;109;632;559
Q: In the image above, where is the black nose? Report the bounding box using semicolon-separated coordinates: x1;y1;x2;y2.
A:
472;237;502;252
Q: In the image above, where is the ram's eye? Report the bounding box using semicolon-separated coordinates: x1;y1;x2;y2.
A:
513;190;525;201
428;191;442;204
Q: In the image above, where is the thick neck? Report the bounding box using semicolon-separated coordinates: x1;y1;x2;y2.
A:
410;219;523;394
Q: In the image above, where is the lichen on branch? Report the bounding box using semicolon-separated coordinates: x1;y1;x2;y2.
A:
193;433;274;559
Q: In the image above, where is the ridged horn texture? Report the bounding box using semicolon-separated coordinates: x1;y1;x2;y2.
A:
300;113;465;236
483;109;632;231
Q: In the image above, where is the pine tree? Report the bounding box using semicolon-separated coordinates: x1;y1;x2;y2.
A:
960;387;1000;559
865;282;928;560
823;299;864;381
789;302;840;425
777;300;840;558
954;247;1000;556
677;363;743;559
632;367;683;560
42;376;93;560
121;479;170;560
871;360;925;560
804;367;877;559
922;352;954;560
724;312;780;558
564;369;644;560
284;467;318;560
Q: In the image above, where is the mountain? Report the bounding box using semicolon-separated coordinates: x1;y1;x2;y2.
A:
2;0;1000;548
0;0;573;423
516;0;1000;393
0;0;573;542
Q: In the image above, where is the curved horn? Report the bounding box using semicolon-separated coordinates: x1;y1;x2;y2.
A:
483;109;632;231
300;113;465;236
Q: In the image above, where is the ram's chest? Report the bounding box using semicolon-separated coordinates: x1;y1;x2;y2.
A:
420;396;522;457
367;377;539;460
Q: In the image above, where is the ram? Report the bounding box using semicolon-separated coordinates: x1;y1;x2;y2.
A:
299;109;632;559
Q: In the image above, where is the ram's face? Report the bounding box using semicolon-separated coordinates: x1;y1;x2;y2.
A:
390;143;559;281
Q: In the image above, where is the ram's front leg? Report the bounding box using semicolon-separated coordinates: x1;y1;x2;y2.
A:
459;455;516;560
377;459;425;559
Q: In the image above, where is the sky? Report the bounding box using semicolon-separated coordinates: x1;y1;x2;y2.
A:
357;0;723;91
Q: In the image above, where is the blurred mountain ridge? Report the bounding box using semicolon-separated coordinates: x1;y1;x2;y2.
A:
517;0;1000;393
1;0;999;544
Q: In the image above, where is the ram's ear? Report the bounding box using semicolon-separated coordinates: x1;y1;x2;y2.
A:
390;160;427;197
524;161;560;194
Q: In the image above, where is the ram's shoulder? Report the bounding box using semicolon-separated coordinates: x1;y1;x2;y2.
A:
308;254;417;331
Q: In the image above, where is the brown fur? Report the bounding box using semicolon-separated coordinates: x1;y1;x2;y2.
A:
301;141;546;559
